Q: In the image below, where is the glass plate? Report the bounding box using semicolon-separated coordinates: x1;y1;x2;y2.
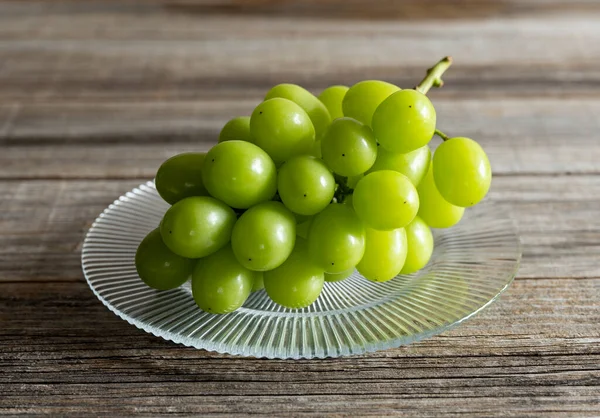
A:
82;181;521;359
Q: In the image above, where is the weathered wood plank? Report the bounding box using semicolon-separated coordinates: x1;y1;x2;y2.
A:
1;1;599;416
0;278;598;415
1;2;600;102
1;99;599;177
1;176;600;283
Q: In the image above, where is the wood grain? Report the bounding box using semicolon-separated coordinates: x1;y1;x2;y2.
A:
1;99;599;178
0;278;599;416
1;0;599;416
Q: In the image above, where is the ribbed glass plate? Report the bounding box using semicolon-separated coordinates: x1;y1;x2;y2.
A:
82;181;521;359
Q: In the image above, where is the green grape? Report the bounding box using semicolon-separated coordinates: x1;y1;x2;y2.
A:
278;155;335;216
218;116;252;143
160;196;236;258
231;201;296;271
417;165;465;228
318;85;348;120
308;203;365;273
321;117;378;177
264;239;324;309
432;137;492;207
135;228;195;290
294;213;313;224
311;139;322;158
401;216;434;274
342;80;399;126
265;84;332;140
347;174;363;189
192;245;256;314
202;140;277;209
372;89;436;153
250;97;315;164
324;268;354;282
367;145;431;187
252;272;265;292
356;228;407;283
296;218;313;239
353;170;419;230
155;152;208;205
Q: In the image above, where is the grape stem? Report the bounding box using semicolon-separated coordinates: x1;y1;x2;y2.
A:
415;56;453;94
333;174;353;203
434;129;450;142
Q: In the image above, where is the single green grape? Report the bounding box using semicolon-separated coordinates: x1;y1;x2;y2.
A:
324;268;354;283
160;196;236;258
264;238;324;309
318;85;348;120
353;170;419;230
401;216;434;274
155;152;208;205
278;155;335;216
357;228;407;283
321;117;378;177
417;165;465;228
252;272;265;292
265;84;332;140
135;228;195;290
367;145;431;187
432;137;492;207
218;116;252;143
296;218;313;239
372;89;436;153
250;97;315;164
192;245;256;314
308;203;365;273
202;140;277;209
342;80;400;126
231;201;296;271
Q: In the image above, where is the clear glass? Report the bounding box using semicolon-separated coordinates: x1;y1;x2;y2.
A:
82;182;521;359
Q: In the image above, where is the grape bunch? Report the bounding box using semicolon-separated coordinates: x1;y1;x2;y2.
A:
135;57;492;314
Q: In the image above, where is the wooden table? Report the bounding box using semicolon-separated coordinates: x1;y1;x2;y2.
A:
1;1;599;416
